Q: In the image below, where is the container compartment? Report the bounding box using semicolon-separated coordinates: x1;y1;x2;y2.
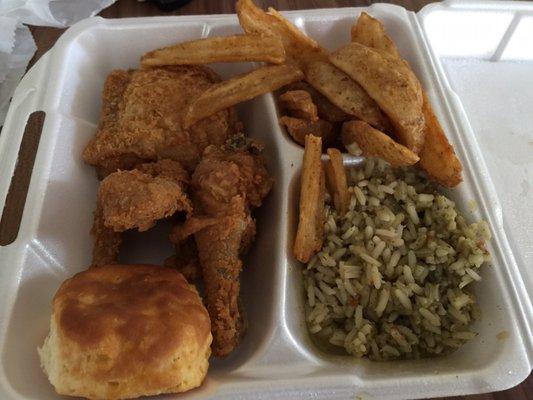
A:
276;6;532;397
0;17;290;400
0;4;531;400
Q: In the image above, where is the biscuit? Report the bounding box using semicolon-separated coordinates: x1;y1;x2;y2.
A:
39;264;211;400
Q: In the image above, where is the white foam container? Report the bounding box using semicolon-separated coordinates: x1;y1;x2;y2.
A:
0;1;532;399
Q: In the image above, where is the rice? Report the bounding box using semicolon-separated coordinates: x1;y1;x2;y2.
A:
304;159;491;360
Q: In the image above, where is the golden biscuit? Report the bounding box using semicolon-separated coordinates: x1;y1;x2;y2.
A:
39;264;211;400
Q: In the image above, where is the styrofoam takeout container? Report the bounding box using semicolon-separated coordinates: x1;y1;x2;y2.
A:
0;1;531;399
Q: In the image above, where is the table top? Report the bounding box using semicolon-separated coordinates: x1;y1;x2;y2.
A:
2;1;532;399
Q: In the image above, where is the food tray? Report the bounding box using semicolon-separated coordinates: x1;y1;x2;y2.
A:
0;1;531;399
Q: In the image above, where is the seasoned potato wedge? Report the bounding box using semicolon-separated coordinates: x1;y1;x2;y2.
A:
141;35;286;67
305;61;391;132
294;135;325;263
342;120;419;167
280;116;333;146
325;148;350;215
351;12;400;58
350;12;462;185
330;43;425;153
184;64;303;128
236;0;327;68
278;90;319;121
418;92;463;186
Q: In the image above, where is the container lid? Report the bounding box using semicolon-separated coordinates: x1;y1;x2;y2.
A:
419;1;533;301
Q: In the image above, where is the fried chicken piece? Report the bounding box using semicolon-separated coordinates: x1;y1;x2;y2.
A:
194;196;251;357
192;144;273;213
193;145;272;356
168;201;250;357
278;90;318;121
98;160;191;232
83;66;238;175
172;142;272;357
91;160;191;267
168;210;256;278
90;205;122;267
135;158;190;184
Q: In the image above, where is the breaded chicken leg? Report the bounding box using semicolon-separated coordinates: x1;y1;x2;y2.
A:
172;141;272;357
195;196;251;356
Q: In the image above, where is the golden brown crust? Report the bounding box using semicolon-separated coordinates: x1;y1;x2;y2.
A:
98;70;133;131
135;158;190;184
90;159;191;265
83;66;237;174
187;145;272;357
98;169;192;232
44;264;211;399
194;197;249;357
55;265;209;350
192;145;273;214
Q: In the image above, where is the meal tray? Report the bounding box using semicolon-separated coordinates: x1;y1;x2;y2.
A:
0;1;531;399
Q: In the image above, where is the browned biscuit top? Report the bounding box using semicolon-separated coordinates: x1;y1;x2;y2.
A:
53;264;210;380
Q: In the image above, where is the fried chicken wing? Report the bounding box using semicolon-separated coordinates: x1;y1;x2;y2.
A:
83;66;238;175
194;196;251;356
174;142;272;357
98;159;191;232
92;160;192;267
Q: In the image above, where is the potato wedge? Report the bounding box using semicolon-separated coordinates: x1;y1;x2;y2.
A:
351;12;400;59
350;13;462;184
350;13;422;102
342;120;419;167
280;116;333;146
236;0;328;68
305;61;391;132
294;135;324;263
278;90;318;121
141;35;286;67
183;64;303;128
285;82;351;122
325;148;350;215
330;43;425;153
418;92;462;187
